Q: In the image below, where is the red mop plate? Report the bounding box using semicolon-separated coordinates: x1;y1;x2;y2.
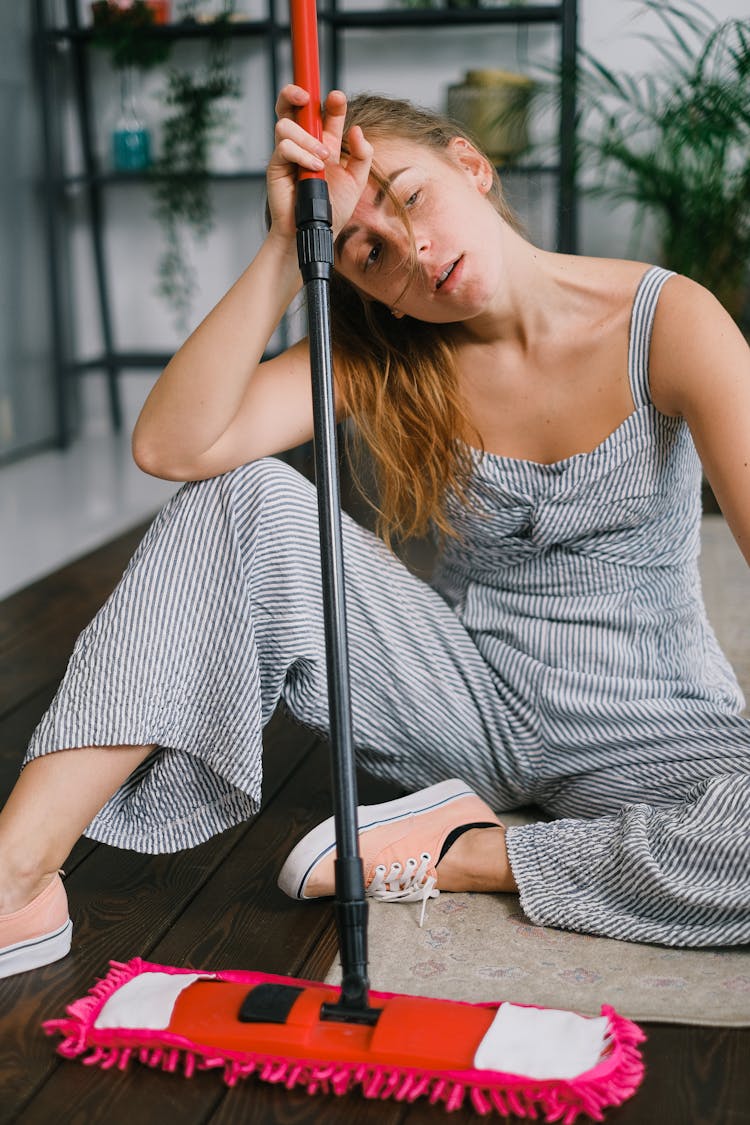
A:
45;958;645;1121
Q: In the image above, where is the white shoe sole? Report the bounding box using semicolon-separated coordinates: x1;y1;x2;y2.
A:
278;778;475;900
0;918;73;980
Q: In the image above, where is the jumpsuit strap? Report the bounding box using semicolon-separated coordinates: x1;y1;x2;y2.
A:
627;265;676;410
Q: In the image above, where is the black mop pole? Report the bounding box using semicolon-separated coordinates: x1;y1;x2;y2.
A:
289;0;378;1025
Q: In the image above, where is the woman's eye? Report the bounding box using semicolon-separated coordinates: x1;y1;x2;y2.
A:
364;244;382;270
405;190;420;208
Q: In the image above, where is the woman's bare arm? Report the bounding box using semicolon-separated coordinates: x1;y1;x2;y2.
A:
650;274;750;564
132;87;372;481
132;236;309;480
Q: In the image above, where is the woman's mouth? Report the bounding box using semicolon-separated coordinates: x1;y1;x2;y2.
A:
435;256;463;293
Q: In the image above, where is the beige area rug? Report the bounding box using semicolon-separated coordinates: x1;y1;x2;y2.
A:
700;515;750;706
327;518;750;1027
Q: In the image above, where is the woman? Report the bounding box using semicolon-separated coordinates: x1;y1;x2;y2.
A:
1;85;749;978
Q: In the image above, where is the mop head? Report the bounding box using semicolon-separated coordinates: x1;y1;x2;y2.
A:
44;958;645;1121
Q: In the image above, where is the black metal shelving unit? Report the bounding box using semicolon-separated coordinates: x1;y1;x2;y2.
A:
34;0;577;446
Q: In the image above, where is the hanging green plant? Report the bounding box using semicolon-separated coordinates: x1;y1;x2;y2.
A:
90;0;172;71
151;40;241;330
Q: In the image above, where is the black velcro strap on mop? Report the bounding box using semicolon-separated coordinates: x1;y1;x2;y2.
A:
238;983;305;1024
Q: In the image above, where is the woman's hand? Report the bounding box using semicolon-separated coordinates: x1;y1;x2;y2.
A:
267;85;373;243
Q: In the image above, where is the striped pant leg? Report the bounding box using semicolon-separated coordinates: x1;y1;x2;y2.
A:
24;458;535;853
249;467;536;809
506;707;750;946
24;464;272;851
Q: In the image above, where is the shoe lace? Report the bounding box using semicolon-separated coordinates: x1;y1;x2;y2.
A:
367;852;439;928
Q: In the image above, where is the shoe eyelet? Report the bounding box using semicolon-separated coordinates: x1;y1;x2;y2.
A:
375;864;387;875
421;852;431;862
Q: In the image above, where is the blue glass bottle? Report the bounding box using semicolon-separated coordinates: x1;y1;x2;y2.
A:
112;68;151;172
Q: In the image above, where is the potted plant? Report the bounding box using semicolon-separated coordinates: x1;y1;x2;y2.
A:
92;2;241;327
91;0;173;172
576;0;750;326
91;1;172;71
151;37;241;329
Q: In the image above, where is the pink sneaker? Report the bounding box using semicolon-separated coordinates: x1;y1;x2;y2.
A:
0;873;72;979
278;778;501;920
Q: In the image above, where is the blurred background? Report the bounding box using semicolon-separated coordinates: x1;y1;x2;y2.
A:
1;0;749;597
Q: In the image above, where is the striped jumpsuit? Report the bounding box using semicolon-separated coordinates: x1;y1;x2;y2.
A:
25;266;750;948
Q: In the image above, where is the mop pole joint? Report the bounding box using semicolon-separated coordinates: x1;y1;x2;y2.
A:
320;882;381;1025
295;177;333;283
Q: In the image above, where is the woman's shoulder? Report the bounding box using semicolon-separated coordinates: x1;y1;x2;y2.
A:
563;253;655;294
562;257;738;366
549;255;746;416
574;256;721;324
647;272;747;416
550;254;661;320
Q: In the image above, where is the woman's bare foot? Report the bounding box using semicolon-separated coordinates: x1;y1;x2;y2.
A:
437;826;517;893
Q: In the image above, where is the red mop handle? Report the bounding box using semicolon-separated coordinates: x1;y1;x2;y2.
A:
290;0;324;181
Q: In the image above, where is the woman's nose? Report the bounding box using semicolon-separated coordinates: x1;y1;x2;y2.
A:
414;230;431;256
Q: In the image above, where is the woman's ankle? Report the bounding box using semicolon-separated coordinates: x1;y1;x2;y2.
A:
0;863;59;917
437;826;517;893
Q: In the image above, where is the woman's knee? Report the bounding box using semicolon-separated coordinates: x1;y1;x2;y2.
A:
216;457;315;519
165;458;314;532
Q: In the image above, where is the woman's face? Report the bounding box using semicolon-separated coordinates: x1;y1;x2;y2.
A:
334;136;504;324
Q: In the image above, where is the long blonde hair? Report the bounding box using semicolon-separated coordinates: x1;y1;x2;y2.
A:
331;94;523;549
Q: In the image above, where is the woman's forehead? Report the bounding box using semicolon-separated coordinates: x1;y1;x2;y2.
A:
354;139;454;211
368;135;416;163
345;141;420;221
367;135;444;173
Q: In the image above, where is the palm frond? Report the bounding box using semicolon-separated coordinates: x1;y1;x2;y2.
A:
636;33;695;80
641;0;713;54
574;2;750;317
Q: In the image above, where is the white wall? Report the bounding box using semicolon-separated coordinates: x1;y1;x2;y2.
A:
0;3;56;458
62;0;747;429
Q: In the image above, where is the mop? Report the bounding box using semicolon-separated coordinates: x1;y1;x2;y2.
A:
43;3;646;1118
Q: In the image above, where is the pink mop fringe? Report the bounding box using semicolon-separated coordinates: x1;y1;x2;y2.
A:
43;958;646;1122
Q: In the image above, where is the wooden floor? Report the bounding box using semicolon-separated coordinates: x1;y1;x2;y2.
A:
1;517;748;1125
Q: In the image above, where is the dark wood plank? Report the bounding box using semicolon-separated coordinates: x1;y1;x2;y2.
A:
610;1022;750;1125
5;682;748;1125
0;520;153;716
210;1082;407;1125
13;757;403;1125
0;710;319;1124
0;683;100;880
0;684;59;799
0;523;165;887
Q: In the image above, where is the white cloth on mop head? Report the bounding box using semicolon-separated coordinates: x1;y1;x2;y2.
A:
473;1002;610;1079
94;971;213;1030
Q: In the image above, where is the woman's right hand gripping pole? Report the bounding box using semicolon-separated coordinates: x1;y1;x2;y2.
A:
132;87;371;483
268;85;373;246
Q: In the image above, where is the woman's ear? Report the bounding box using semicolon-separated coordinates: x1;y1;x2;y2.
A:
446;136;493;194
